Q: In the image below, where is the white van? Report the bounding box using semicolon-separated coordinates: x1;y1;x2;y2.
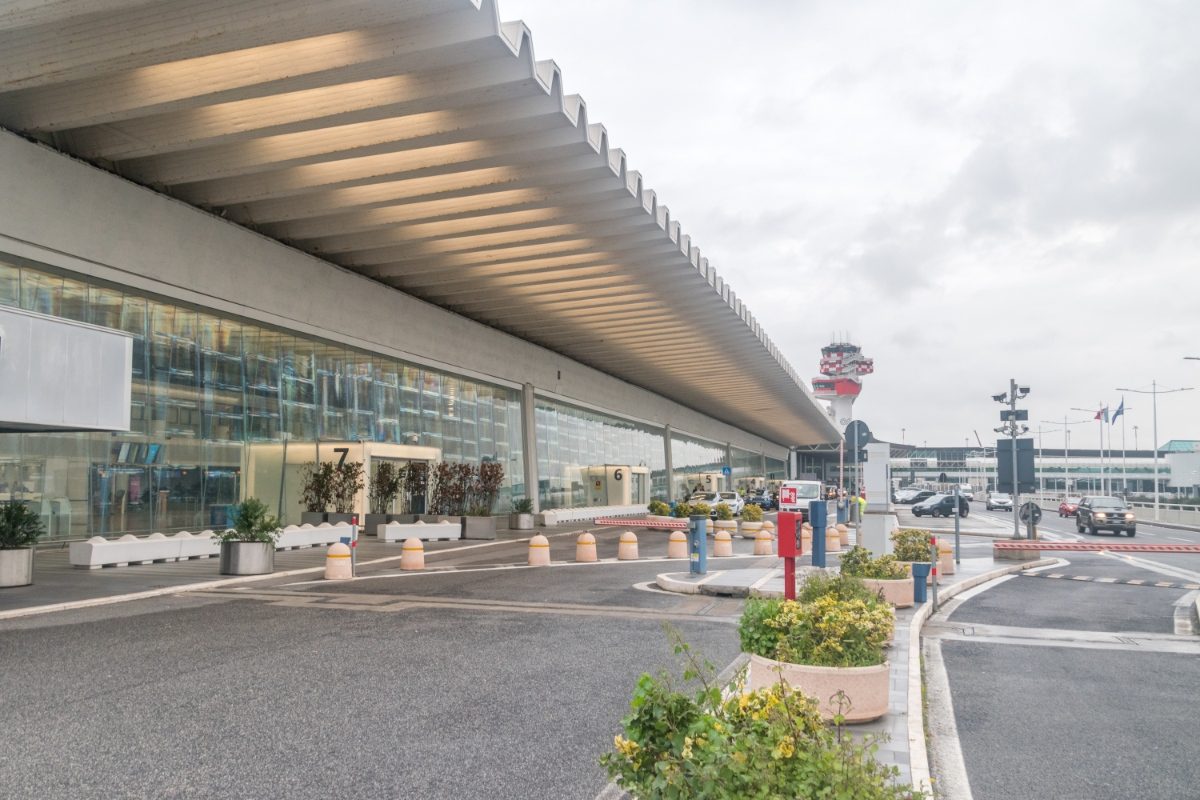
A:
778;480;823;514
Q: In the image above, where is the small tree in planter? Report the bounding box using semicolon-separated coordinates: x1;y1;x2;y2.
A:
330;460;364;522
689;501;711;521
463;461;504;539
740;502;764;537
510;497;535;530
0;500;45;588
739;592;894;722
647;499;670;519
405;460;429;515
366;461;408;534
216;498;280;576
891;527;934;586
671;502;692;519
300;461;336;524
840;545;914;607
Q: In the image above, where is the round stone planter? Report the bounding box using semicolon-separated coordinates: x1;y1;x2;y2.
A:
746;653;890;723
0;548;34;587
219;541;275;576
713;519;737;536
837;524;850;547
824;529;841;553
861;576;915;608
740;520;763;539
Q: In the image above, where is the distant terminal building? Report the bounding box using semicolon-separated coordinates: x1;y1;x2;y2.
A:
811;341;873;427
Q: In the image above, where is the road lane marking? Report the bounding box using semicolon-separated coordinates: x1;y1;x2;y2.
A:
925;621;1200;654
1168;536;1190;542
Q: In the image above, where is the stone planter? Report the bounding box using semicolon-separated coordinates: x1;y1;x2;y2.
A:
219;541;274;575
417;514;456;525
301;512;357;527
740;520;763;539
713;519;737;536
824;528;841;553
509;512;535;530
0;548;34;587
365;513;416;535
837;524;850;547
746;653;890;723
462;515;496;540
861;576;915;608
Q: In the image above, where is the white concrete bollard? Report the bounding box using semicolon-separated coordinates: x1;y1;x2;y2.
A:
837;523;850;547
763;519;776;538
324;542;353;580
754;529;774;556
825;526;842;553
528;533;551;566
713;529;733;557
400;538;425;571
575;532;597;562
617;531;639;560
667;530;688;559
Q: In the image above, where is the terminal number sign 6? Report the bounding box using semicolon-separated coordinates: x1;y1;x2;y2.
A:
780;486;798;506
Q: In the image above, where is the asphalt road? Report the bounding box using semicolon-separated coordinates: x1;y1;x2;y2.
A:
0;552;746;800
926;503;1200;800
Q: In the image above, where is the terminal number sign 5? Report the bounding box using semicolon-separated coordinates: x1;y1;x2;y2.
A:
780;486;797;505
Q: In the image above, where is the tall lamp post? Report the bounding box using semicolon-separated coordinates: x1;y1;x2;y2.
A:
993;380;1030;539
1116;381;1194;521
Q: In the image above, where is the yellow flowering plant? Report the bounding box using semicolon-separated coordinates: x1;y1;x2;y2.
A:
739;594;893;668
601;630;920;799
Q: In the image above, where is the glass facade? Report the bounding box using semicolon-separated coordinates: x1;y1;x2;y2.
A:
670;433;728;501
0;259;523;539
534;399;666;508
730;445;763;493
765;455;787;482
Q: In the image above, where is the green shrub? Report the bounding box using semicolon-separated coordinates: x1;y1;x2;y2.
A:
648;499;670;516
690;501;711;518
741;503;763;522
840;545;909;579
672;502;692;518
796;572;877;604
601;647;916;799
891;528;933;562
0;501;44;549
714;502;733;521
512;497;534;514
739;595;892;668
217;498;280;544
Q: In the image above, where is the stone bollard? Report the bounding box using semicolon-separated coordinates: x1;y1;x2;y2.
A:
667;530;688;559
836;523;850;547
617;531;639;560
324;542;353;580
824;525;841;553
938;541;955;575
400;537;425;571
754;529;774;556
528;533;551;566
763;519;776;535
713;529;733;557
575;532;598;562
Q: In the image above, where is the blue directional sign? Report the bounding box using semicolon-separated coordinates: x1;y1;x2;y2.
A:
721;466;731;477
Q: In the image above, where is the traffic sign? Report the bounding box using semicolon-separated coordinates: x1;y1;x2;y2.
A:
721;466;731;477
1019;502;1042;525
844;420;872;445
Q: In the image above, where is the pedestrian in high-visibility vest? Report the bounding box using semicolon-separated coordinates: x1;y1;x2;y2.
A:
856;494;867;517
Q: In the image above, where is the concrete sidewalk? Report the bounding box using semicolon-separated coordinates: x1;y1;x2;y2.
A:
655;551;1052;794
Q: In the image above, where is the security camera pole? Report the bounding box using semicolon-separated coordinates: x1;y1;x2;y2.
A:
994;379;1030;540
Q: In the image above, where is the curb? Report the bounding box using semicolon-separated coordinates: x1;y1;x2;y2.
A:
907;558;1056;796
654;571;720;595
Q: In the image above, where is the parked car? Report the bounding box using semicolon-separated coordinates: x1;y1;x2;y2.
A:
897;489;936;505
745;491;775;511
985;492;1013;511
1075;496;1136;536
691;491;744;516
912;493;970;518
1058;497;1081;517
894;487;921;503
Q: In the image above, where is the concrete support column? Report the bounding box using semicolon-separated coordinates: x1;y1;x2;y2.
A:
663;424;674;501
521;383;540;514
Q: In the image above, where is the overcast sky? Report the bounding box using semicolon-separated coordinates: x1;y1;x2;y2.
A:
500;0;1200;452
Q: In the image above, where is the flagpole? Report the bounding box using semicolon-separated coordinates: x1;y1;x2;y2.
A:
1121;408;1127;499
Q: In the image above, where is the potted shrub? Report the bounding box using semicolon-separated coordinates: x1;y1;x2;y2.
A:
406;460;429;515
0;500;44;588
365;461;410;534
671;501;692;519
646;499;671;521
299;461;336;526
329;460;365;525
739;502;764;537
509;497;535;530
217;498;281;576
689;501;711;523
712;502;736;536
602;651;915;799
891;527;934;585
422;461;465;524
462;461;503;539
739;593;894;723
839;545;914;608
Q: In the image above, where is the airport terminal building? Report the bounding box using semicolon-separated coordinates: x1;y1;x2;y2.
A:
0;0;836;541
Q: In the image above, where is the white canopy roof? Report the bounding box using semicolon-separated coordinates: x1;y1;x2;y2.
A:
0;0;838;446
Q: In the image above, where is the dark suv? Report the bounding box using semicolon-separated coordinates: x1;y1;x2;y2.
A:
1075;496;1136;536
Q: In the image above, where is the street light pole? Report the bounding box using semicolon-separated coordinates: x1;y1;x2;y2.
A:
995;379;1029;539
1116;382;1194;521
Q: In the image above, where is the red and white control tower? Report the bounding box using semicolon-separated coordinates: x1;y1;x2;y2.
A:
811;340;873;427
